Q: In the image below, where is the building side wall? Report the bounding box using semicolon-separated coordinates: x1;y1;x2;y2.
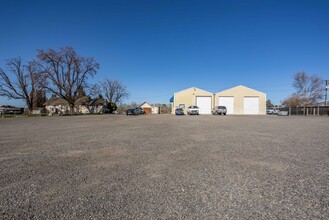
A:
152;106;159;114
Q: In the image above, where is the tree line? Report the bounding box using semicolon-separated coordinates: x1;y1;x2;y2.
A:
0;47;128;113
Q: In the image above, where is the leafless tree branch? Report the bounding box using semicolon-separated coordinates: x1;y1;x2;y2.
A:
100;78;128;104
37;47;99;110
0;57;40;112
283;72;324;106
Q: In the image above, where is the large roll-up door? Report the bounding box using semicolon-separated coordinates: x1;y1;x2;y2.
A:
196;96;212;114
244;97;259;114
219;96;234;114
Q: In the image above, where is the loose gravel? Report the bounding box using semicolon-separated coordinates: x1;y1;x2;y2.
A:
0;115;328;219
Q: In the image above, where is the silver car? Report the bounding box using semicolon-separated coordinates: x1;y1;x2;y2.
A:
187;106;199;115
212;106;227;115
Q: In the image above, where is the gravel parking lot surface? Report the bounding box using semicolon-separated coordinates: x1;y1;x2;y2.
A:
0;115;328;219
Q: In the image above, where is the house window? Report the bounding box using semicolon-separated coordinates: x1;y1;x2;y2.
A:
179;104;185;109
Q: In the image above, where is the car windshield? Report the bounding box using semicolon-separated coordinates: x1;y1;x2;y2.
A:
176;108;183;111
219;106;226;109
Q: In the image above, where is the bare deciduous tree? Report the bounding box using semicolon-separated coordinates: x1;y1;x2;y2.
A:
282;94;307;107
100;78;128;104
0;58;39;112
283;72;324;106
37;47;99;112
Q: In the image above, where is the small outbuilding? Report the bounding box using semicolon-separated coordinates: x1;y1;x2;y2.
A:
171;87;214;115
139;102;159;114
215;85;266;115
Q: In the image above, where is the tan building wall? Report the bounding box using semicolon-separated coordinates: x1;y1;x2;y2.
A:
172;87;214;114
215;85;266;115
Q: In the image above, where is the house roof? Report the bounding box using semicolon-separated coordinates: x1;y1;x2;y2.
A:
75;96;90;105
90;98;106;106
44;96;106;106
139;102;152;108
44;97;68;106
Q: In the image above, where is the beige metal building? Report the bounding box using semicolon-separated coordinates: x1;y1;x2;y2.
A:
171;85;266;115
214;85;266;115
171;87;214;114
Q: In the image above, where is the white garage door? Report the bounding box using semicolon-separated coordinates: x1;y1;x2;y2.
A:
219;97;234;114
244;97;259;114
196;96;212;114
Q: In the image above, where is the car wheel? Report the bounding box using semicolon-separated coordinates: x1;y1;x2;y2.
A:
224;113;226;115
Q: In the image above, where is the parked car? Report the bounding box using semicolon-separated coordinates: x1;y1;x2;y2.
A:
126;108;145;116
187;106;199;115
266;107;280;115
175;108;185;115
212;106;227;115
134;107;145;115
126;108;137;115
278;110;289;116
0;105;23;115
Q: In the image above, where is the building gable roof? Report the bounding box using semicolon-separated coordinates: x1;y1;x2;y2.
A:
216;85;266;95
44;97;68;106
139;102;152;108
174;87;213;95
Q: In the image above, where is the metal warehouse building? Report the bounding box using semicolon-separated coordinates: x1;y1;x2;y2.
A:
215;85;266;115
171;87;214;115
171;85;266;115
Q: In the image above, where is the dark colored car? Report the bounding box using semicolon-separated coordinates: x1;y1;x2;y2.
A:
175;108;185;115
126;108;137;115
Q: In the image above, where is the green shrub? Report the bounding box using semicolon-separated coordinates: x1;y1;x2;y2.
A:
107;102;117;113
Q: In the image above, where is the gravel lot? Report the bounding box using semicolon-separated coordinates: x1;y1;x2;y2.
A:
0;115;328;219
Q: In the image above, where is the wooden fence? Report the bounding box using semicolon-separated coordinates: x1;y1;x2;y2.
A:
278;106;329;116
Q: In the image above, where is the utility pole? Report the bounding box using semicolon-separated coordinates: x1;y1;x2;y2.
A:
324;80;329;106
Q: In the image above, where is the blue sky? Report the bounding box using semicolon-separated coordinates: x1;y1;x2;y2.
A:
1;0;328;106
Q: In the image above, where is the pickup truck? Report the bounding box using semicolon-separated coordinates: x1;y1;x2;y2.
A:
212;106;227;115
187;106;199;115
266;107;279;115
